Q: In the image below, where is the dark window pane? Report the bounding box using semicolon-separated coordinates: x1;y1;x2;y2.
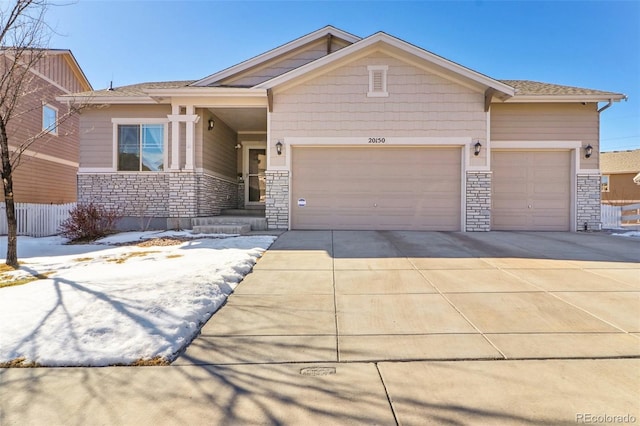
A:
118;125;140;171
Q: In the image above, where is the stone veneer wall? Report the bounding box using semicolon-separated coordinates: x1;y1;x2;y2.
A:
265;170;289;229
577;174;601;231
466;172;491;231
197;173;238;216
78;171;240;223
78;173;171;217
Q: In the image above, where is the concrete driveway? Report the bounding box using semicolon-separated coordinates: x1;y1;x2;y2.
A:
2;231;638;425
178;231;640;364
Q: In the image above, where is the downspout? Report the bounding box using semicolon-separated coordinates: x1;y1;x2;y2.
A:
597;99;613;113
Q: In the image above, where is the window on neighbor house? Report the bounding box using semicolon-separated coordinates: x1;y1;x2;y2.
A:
117;124;164;171
42;104;58;135
601;175;610;192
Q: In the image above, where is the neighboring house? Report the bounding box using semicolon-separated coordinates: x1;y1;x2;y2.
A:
61;26;625;232
600;149;640;205
3;49;92;204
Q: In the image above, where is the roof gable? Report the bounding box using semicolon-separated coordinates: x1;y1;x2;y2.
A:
192;26;360;87
253;31;515;98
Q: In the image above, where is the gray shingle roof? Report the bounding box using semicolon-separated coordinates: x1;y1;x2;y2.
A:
601;149;640;174
71;80;196;97
500;80;622;97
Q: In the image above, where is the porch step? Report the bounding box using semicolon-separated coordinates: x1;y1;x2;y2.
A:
192;223;251;235
192;215;267;231
221;208;265;217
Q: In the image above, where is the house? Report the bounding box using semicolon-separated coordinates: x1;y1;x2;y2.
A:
3;49;92;204
600;149;640;205
61;26;625;232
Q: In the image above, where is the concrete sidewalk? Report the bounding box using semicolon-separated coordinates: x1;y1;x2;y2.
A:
1;231;639;425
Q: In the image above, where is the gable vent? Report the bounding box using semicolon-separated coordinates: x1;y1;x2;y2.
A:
368;65;388;97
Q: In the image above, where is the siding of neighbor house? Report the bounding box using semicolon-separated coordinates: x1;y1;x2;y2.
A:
33;53;88;94
6;57;82;203
491;103;599;170
217;38;351;87
602;173;640;204
79;105;172;169
269;52;486;168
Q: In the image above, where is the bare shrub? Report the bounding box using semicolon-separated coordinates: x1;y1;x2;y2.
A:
59;203;121;242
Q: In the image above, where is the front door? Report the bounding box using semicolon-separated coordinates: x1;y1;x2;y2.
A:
245;146;266;206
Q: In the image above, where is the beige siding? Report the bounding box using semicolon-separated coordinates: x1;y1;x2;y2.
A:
79;105;171;168
200;110;237;178
12;156;77;203
491;103;599;169
270;52;486;167
221;38;351;87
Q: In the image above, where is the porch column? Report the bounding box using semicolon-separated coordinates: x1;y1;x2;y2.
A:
185;105;196;170
169;104;180;171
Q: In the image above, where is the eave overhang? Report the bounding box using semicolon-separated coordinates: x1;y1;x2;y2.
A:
499;94;627;103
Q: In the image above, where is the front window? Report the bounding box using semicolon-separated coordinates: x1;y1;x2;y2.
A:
601;175;610;192
118;124;164;171
43;104;58;135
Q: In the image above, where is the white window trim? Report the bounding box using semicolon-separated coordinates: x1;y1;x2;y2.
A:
43;104;58;135
112;118;169;172
601;175;610;192
367;65;388;97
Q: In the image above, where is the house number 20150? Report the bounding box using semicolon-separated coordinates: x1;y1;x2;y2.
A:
368;138;386;144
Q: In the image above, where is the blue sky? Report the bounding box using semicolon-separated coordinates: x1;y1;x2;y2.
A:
46;0;639;152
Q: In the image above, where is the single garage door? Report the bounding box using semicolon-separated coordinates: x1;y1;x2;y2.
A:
492;150;571;231
291;146;461;230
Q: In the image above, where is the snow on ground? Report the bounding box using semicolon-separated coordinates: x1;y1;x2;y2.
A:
612;231;640;238
0;232;275;366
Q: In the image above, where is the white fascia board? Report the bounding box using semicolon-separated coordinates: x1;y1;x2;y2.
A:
192;26;361;87
255;32;515;97
503;94;626;103
145;87;267;97
56;95;157;104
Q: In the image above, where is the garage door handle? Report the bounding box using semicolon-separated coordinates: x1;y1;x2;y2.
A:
528;204;532;209
374;203;378;207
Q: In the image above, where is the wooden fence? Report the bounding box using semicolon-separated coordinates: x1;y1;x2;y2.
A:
0;203;75;237
601;203;640;229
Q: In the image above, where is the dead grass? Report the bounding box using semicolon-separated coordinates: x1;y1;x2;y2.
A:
137;237;188;247
0;262;23;272
0;271;54;289
106;251;160;264
128;356;169;366
165;254;183;259
73;257;93;262
0;357;41;368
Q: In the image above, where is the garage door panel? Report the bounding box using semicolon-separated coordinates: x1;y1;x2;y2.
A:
292;147;461;230
492;150;570;231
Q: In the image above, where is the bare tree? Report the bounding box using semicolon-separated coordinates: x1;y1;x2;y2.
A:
1;1;82;267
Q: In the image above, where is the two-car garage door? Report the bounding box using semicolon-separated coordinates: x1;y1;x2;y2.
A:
291;147;461;230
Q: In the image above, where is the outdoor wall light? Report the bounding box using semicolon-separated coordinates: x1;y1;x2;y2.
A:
585;144;593;159
474;141;482;156
207;119;215;131
276;140;283;156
